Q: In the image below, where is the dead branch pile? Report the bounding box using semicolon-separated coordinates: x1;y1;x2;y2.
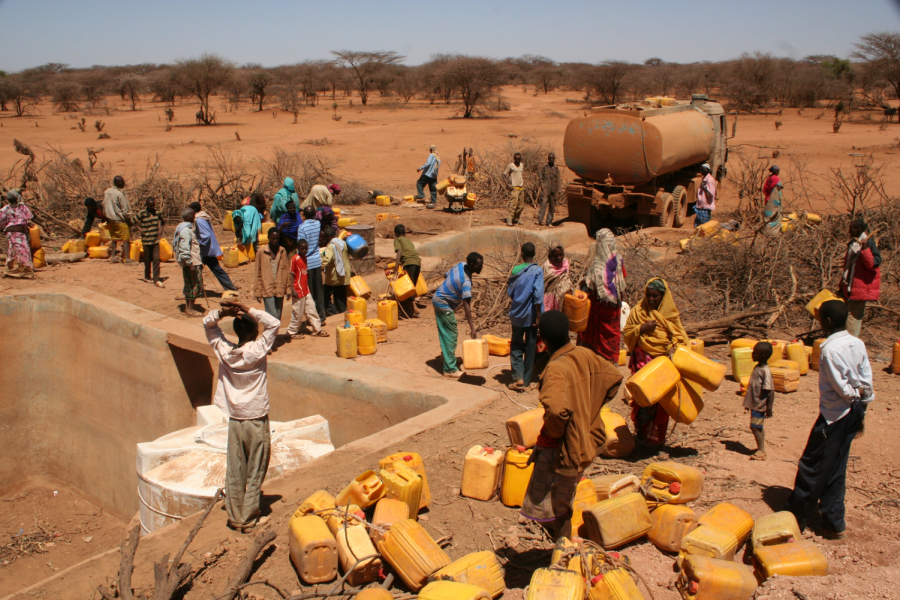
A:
0;520;66;567
467;139;565;210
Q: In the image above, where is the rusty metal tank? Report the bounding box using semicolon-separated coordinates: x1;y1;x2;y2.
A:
564;105;715;186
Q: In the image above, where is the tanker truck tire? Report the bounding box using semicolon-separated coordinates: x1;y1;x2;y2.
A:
653;193;675;228
671;185;688;228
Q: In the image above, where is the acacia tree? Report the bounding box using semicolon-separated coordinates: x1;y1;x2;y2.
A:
173;54;235;125
852;32;900;102
52;79;81;111
440;55;503;118
331;50;404;105
117;74;146;110
588;61;632;105
521;55;560;93
1;78;39;116
249;71;271;111
81;72;109;107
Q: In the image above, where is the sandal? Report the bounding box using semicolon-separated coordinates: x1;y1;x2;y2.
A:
313;331;330;337
290;333;306;340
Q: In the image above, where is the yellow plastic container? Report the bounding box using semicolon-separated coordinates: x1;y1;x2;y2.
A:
370;498;410;545
338;217;358;228
672;346;726;391
379;452;431;509
357;323;377;356
159;238;174;262
415;274;429;296
677;555;757;600
785;342;809;375
88;246;110;259
222;210;234;231
505;407;545;448
697;502;753;545
333;207;342;217
680;527;740;562
350;275;372;299
618;349;628;366
335;470;385;509
731;347;755;382
689;339;705;356
336;325;358;358
562;291;590;332
589;568;645;600
806;212;822;223
393;272;417;301
625;356;681;407
403;195;415;202
98;222;110;241
810;338;825;372
658;378;705;424
600;408;635;458
751;511;802;548
593;473;640;500
294;490;336;518
324;503;364;534
381;461;423;519
288;515;338;584
345;309;365;326
461;446;503;501
222;247;239;268
430;551;505;598
347;296;367;316
570;477;599;535
648;504;697;553
730;338;757;351
805;289;838;317
464;193;477;208
771;358;799;371
378;300;398;330
753;541;829;580
500;446;534;508
365;318;388;343
28;225;41;250
376;519;451;592
582;493;652;549
484;334;511;357
763;339;786;364
463;338;489;370
418;581;490;600
375;195;392;206
32;247;46;268
641;462;704;504
357;590;392;600
526;568;585;600
696;220;720;237
892;340;900;375
335;523;382;586
436;179;451;195
85;231;101;247
67;239;87;254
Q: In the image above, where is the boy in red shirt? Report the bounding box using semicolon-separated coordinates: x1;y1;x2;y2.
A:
287;239;327;339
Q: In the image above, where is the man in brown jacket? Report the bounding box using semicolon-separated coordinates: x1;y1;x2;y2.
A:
254;229;291;320
521;310;623;537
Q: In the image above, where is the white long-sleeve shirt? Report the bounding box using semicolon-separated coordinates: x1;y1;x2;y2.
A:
204;308;280;420
818;330;875;424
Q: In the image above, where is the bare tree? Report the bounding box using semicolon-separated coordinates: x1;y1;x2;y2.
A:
521;55;561;94
852;32;900;102
1;78;39;116
248;71;271;111
149;70;178;105
80;71;109;107
331;50;405;105
52;80;81;112
172;54;235;125
117;74;146;111
587;61;632;105
440;56;503;118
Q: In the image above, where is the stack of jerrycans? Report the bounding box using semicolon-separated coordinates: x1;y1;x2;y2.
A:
751;512;828;582
678;502;753;567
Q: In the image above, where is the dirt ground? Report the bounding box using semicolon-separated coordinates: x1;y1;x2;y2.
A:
2;88;898;211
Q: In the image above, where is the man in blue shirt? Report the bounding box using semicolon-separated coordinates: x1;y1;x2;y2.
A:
416;145;441;209
277;199;302;244
433;252;483;378
297;205;325;320
189;201;237;292
507;242;544;391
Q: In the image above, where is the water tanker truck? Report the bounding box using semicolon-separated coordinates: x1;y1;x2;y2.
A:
563;95;728;232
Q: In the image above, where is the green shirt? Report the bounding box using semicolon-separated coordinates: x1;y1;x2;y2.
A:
393;236;421;267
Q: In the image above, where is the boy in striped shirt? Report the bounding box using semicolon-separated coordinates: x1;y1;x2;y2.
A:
136;198;164;288
432;252;483;378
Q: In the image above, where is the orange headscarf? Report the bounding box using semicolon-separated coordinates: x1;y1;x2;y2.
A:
623;278;688;357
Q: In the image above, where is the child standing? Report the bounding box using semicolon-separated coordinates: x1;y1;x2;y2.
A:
287;239;327;339
254;229;291;320
393;224;422;318
744;341;775;460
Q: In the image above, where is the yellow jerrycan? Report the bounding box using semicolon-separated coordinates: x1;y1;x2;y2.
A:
29;225;41;250
526;568;585;600
88;245;110;259
676;555;758;600
378;300;399;330
641;462;704;504
688;339;705;356
335;523;382;586
730;338;757;351
85;231;101;247
763;339;787;364
752;540;829;581
357;323;377;356
658;378;705;425
697;502;753;545
356;590;392;600
418;582;490;600
32;248;46;268
159;238;174;262
380;461;423;520
375;195;392;206
588;568;646;600
430;550;506;598
672;346;726;391
647;504;697;553
570;478;599;535
599;408;635;458
336;325;358;358
365;318;388;343
416;274;429;296
582;493;652;549
594;473;640;500
625;356;681;407
751;511;802;548
892;339;900;374
463;338;490;370
562;291;590;332
393;272;417;301
810;338;825;372
294;490;336;518
350;275;372;299
505;407;545;448
731;347;755;382
678;527;740;565
785;341;809;375
288;514;338;584
370;498;410;545
500;446;534;508
461;446;503;501
379;452;431;509
345;309;365;326
324;504;364;534
347;295;367;315
335;470;385;509
484;334;512;356
223;247;241;268
376;519;451;592
129;240;143;262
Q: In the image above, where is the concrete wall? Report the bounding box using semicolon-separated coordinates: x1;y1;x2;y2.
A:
0;289;496;521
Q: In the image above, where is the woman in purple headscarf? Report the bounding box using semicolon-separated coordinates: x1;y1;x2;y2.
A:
315;206;339;230
576;228;626;363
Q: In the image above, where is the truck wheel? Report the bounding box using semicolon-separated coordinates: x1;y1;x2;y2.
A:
653;193;675;228
671;185;688;227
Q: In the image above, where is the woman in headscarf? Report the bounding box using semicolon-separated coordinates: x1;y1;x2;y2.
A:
542;241;572;312
0;190;36;279
622;278;688;446
577;229;625;364
316;206;339;231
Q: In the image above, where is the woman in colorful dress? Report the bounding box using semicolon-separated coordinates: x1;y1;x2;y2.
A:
542;241;572;312
577;229;625;364
0;190;36;279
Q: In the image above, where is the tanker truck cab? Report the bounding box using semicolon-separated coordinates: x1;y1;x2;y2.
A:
563;94;728;233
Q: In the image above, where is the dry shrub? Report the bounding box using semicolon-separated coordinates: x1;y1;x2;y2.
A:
468;139;563;209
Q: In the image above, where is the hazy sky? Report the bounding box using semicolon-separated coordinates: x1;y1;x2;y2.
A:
1;0;898;72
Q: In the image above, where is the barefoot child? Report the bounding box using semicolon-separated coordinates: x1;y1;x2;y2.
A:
287;239;327;339
744;341;775;460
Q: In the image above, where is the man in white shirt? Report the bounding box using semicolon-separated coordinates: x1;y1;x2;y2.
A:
787;300;874;539
504;153;525;227
204;301;280;532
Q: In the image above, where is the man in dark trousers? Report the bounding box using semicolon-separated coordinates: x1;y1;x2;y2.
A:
787;300;874;539
135;198;164;288
189;201;238;293
537;153;560;227
839;219;881;338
